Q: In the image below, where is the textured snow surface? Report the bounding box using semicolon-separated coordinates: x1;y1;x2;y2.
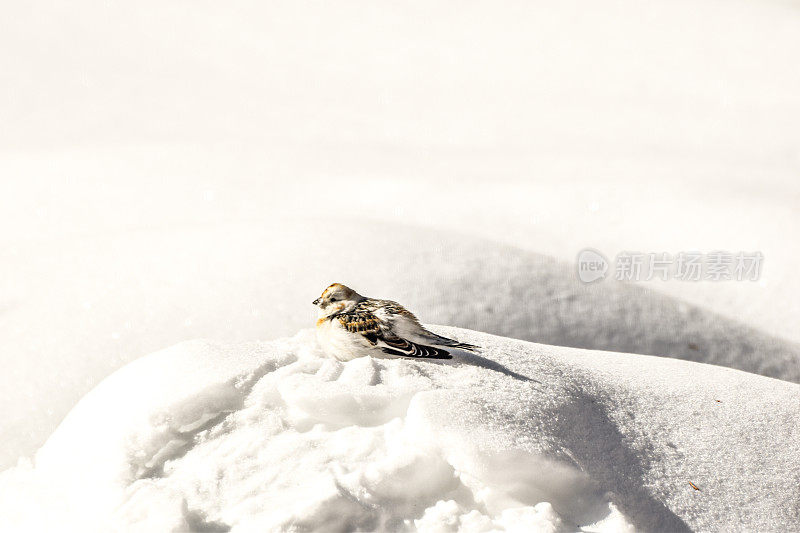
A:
3;0;800;471
2;327;798;532
3;217;799;471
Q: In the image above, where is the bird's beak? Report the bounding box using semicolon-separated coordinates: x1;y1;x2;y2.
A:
312;298;321;306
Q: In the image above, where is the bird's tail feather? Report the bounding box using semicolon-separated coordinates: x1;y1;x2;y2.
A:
427;334;479;352
447;340;479;351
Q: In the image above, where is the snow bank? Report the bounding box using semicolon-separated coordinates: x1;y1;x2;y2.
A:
3;327;797;532
4;216;799;471
3;0;800;474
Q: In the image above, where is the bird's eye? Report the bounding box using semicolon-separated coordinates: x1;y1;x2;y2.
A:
330;297;338;302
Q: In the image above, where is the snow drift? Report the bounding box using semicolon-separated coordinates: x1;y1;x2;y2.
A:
4;216;799;471
2;327;798;532
4;0;800;475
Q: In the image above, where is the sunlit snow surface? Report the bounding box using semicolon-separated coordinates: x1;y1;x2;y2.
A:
3;2;800;527
3;0;800;472
2;327;797;532
3;217;800;472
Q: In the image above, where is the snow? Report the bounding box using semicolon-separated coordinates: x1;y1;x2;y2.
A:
2;0;800;509
3;217;799;471
2;327;798;532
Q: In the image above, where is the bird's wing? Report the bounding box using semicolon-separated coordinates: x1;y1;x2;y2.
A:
336;308;452;360
336;311;383;344
370;299;479;352
378;335;452;359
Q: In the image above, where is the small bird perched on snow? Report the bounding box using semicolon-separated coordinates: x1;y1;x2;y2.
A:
313;283;477;361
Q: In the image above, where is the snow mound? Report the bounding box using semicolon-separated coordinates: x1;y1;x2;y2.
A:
2;328;798;532
4;216;799;472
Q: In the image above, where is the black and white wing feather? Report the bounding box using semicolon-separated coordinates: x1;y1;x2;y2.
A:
336;308;453;360
365;299;479;352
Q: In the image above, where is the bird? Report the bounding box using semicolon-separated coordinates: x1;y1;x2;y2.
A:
312;283;478;361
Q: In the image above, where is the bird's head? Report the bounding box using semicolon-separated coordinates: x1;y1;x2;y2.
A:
312;283;363;317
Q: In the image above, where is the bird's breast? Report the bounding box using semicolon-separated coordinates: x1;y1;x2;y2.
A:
316;316;366;361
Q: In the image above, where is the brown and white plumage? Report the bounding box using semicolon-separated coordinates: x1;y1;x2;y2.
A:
312;283;478;361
